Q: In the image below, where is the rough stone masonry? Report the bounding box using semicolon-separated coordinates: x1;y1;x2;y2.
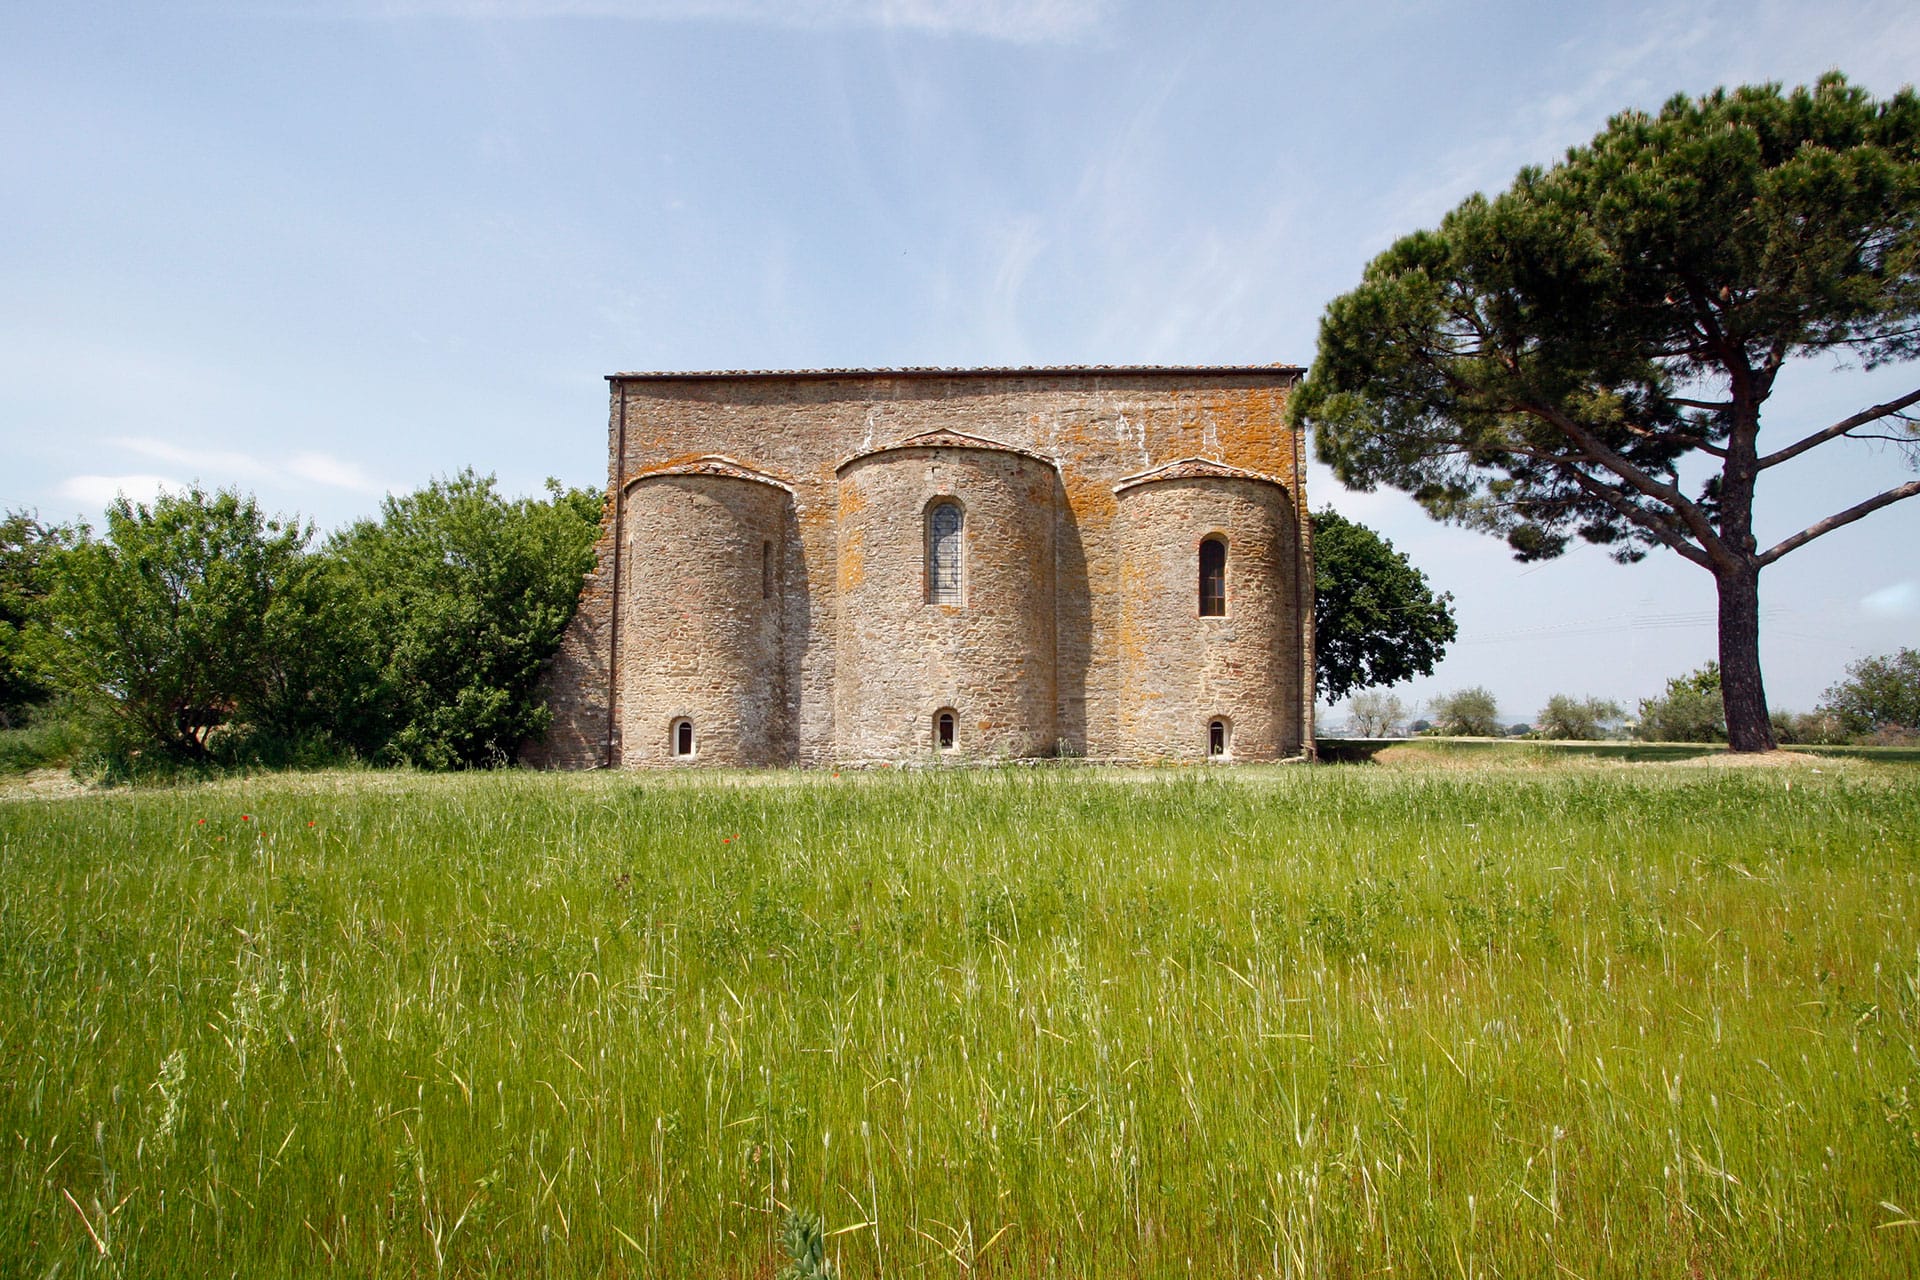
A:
525;366;1315;767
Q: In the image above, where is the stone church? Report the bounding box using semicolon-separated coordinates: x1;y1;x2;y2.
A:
527;366;1315;768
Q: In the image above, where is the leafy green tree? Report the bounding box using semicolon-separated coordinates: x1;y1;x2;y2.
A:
1818;647;1920;736
41;488;310;763
1312;508;1458;701
323;471;600;769
1292;74;1920;752
1537;694;1625;739
1636;663;1726;742
1430;686;1501;736
0;511;83;729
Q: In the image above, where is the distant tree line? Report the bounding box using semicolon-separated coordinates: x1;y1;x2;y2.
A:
0;473;600;776
1360;652;1919;746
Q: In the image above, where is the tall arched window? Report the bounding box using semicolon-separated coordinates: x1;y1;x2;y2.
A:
671;719;695;757
927;501;963;605
935;708;956;750
1199;536;1227;616
1209;718;1229;758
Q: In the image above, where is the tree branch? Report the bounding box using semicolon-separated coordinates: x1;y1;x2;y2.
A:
1758;387;1920;470
1560;468;1714;568
1757;480;1920;565
1520;399;1733;563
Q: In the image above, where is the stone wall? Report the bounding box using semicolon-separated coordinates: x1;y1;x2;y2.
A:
529;367;1313;766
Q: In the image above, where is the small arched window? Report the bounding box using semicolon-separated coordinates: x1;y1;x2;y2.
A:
927;501;963;605
935;708;957;750
1199;536;1227;617
1208;718;1229;758
671;719;695;758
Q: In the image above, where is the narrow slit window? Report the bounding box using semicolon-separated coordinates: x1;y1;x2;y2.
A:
1199;537;1227;617
672;719;695;757
761;540;774;600
927;501;963;605
1209;719;1228;758
936;709;956;750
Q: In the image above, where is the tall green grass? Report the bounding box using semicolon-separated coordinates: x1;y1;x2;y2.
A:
2;762;1917;1277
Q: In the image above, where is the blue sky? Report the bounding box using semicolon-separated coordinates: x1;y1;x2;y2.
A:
4;0;1918;724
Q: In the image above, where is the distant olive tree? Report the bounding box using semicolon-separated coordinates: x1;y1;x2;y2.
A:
1430;687;1501;736
1537;694;1625;740
1347;690;1409;738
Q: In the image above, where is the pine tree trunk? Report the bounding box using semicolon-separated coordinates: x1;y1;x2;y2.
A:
1716;561;1776;753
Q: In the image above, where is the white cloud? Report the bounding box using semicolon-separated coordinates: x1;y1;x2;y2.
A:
57;474;187;511
1862;580;1920;617
288;452;387;494
307;0;1111;42
115;435;272;481
108;435;388;496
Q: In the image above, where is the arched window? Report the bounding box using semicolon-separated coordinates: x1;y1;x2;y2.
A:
1208;718;1229;758
935;708;957;750
927;501;963;605
1198;536;1227;617
671;719;695;757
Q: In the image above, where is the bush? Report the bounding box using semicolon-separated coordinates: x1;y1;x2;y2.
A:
1818;648;1920;739
319;472;601;769
40;487;311;769
1429;687;1501;736
1537;694;1624;740
1636;663;1725;742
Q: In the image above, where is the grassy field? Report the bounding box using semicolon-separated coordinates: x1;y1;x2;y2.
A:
2;757;1919;1278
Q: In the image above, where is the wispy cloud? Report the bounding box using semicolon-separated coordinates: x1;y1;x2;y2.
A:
57;474;187;511
1862;580;1919;617
288;452;385;493
113;435;388;495
301;0;1111;42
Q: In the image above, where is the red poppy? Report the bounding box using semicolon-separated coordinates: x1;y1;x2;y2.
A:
196;819;205;825
241;815;251;821
307;821;315;827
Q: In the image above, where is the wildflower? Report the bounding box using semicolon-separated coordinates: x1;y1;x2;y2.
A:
307;821;316;827
241;814;251;822
196;819;205;825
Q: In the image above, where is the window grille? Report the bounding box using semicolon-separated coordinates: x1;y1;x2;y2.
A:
928;502;963;604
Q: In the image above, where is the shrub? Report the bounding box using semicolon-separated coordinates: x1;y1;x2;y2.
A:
1636;663;1725;742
